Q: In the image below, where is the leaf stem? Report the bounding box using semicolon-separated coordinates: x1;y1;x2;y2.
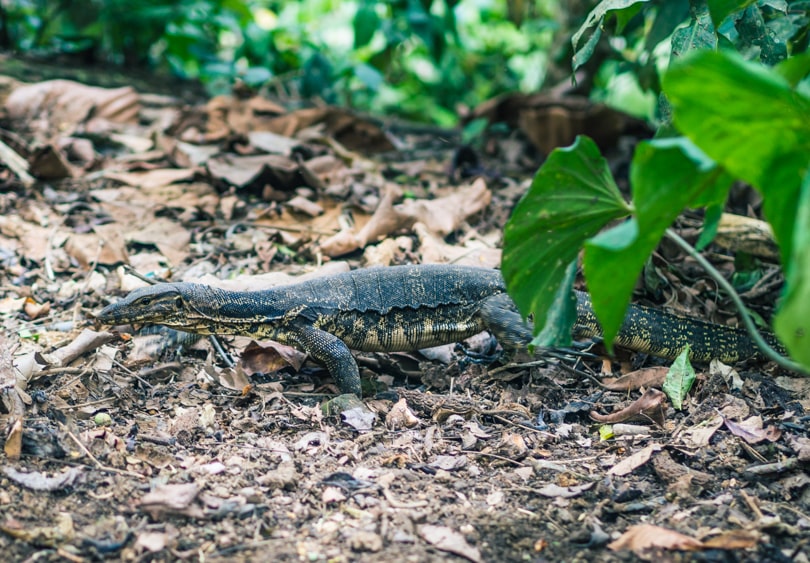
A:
664;228;807;374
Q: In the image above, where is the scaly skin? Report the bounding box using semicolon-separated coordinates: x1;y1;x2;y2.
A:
97;264;778;396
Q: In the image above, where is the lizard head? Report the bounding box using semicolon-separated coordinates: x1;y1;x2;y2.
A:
96;283;199;328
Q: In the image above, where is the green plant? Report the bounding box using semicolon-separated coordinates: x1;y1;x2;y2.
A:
502;48;810;371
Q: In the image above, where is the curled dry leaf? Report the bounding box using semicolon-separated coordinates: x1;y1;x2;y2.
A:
318;180;492;257
385;398;420;429
240;340;307;375
22;297;50;320
590;388;667;427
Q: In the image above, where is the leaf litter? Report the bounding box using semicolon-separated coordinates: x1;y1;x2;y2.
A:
0;73;808;562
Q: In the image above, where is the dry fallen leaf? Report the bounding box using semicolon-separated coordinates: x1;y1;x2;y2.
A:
724;415;782;444
590;388;667;426
608;443;662;477
138;482;202;519
419;524;482;563
608;524;703;554
2;466;83;492
536;482;594;498
600;367;669;391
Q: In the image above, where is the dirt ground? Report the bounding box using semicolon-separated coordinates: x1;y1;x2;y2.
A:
0;70;809;562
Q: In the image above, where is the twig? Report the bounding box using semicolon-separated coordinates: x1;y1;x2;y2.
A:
381;487;429;509
665;228;807;374
59;422;146;480
0;138;35;186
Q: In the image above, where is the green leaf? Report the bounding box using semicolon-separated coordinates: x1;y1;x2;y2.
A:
644;0;690;51
735;5;787;65
531;261;578;348
663;50;810;262
599;425;615;440
662;345;696;410
572;0;651;72
773;169;810;367
696;203;723;251
706;0;756;27
461;118;488;145
671;1;717;59
502;136;632;340
353;63;383;91
584;138;732;352
775;52;810;87
354;3;380;49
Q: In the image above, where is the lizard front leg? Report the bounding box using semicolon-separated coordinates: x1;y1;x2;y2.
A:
477;293;533;353
292;324;362;396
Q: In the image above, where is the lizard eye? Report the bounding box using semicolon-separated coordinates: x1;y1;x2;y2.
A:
137;297;152;307
175;296;183;308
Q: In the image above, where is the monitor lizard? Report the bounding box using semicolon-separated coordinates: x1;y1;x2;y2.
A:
96;264;779;396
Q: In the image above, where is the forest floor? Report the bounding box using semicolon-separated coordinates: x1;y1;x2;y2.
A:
0;64;808;562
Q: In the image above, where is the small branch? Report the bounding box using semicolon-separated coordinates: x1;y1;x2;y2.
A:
665;228;807;374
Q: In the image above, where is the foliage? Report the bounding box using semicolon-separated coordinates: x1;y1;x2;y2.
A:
2;0;556;124
503;0;810;370
662;345;696;410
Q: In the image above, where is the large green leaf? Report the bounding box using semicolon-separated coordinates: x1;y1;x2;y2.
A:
584;138;732;351
502;136;631;342
773;169;810;366
663;51;810;263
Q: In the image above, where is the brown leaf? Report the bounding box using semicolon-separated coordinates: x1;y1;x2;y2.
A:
724;416;782;444
701;530;759;549
127;217;191;265
608;524;703;553
138;483;202;519
677;414;723;448
3;418;22;460
206;153;299;191
6;79;139;141
385;398;420;429
608;443;662;477
319;180;492;257
397;178;492;236
51;329;115;366
104;168;196;190
590;388;667;426
29;144;75;180
240;340;306;375
2;466;83;491
419;525;482;563
536;482;594;498
23;297;50;320
601;367;668;391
